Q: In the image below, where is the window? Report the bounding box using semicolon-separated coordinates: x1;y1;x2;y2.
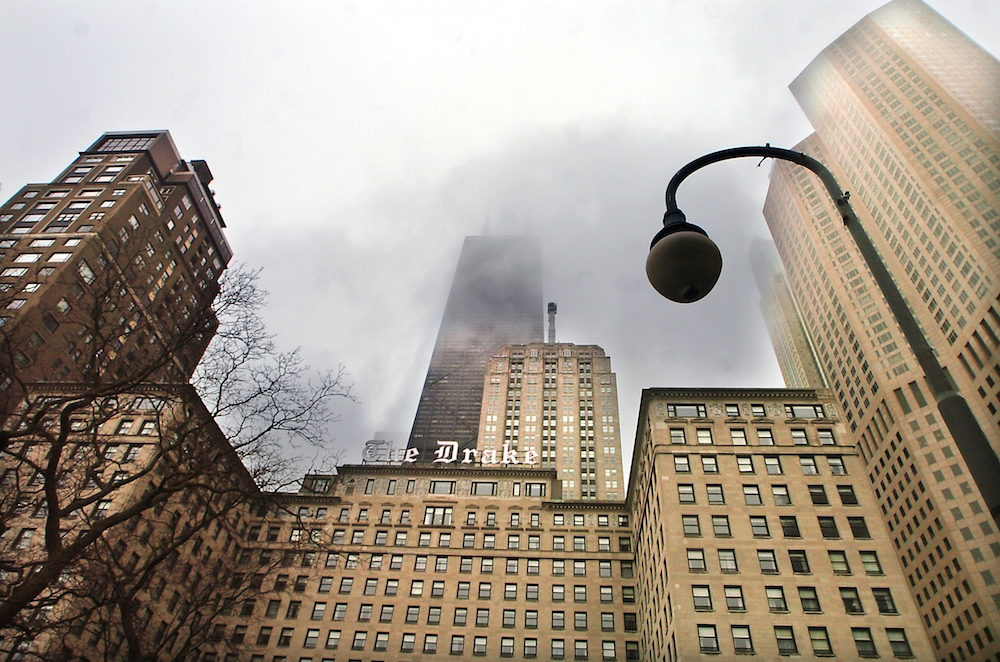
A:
837;485;859;505
597;537;610;552
504;583;517;599
574;585;587;602
668;403;706;417
478;582;492;599
428;606;441;624
357;604;371;621
477;608;490;626
791;429;808;445
829;550;850;574
380;605;393;622
525;637;538;657
743;515;767;538
405;606;419;623
809;627;832;656
502;609;515;627
674;455;690;473
757;429;774;445
780;516;800;538
574;639;588;660
475;636;489;655
436;556;449;572
775;626;798;655
374;631;389;651
725;586;745;611
744;485;762;505
552;639;566;659
471;481;497;495
737;456;754;473
828;456;847;475
363;578;378;595
526;482;546;496
712;515;731;537
573;536;586;551
808;485;829;505
786;404;824;418
706;484;724;504
423;634;438;654
687;549;707;572
525;610;538;628
719;549;738;573
574;611;588;630
508;534;520;549
873;588;897;614
311;603;326;620
763;456;782;475
670;428;686;444
450;635;465;654
800;456;818;474
758;549;778;573
678;484;695;503
887;629;913;658
339;577;353;594
424;506;453;525
454;608;468;625
332;603;347;620
484;534;495;548
696;428;713;444
553;559;565;575
400;633;416;652
573;560;586;576
840;587;863;614
429;480;455;494
852;628;877;657
682;515;701;536
384;579;398;595
553;611;566;629
789;550;810;574
698;625;719;653
701;455;718;473
553;536;566;550
848;517;870;539
766;586;787;612
818;429;835;445
481;558;494;573
860;551;883;575
818;517;840;539
798;587;821;613
464;534;476;548
731;428;748;445
692;585;712;611
553;585;567;602
772;485;791;505
732;625;753;653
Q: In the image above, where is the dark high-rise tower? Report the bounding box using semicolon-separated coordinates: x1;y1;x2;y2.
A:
761;2;1000;659
407;236;543;455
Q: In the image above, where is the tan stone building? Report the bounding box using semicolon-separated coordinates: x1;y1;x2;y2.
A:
761;1;1000;659
477;344;625;501
231;464;638;662
630;387;932;661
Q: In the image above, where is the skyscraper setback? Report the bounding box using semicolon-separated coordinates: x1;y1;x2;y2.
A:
762;1;1000;659
407;236;543;456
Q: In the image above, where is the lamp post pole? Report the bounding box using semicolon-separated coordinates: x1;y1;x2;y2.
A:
650;145;1000;524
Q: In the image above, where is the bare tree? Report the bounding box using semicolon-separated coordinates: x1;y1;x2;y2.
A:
0;246;353;660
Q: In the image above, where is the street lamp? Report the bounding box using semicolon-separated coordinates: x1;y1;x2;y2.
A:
648;145;1000;524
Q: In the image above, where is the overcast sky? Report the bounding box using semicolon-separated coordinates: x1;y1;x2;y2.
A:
2;0;997;479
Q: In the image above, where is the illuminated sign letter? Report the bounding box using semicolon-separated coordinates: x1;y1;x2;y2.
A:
481;448;499;465
524;449;539;466
403;447;420;463
462;448;479;464
434;441;459;464
502;441;518;465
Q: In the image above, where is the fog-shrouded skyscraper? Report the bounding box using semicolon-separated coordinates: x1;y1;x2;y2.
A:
408;236;543;456
477;344;625;500
762;1;1000;659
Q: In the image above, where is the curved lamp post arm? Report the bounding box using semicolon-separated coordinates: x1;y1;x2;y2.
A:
657;145;1000;522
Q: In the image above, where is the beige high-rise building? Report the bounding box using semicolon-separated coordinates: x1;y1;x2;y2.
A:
477;344;625;501
762;1;1000;660
630;387;932;661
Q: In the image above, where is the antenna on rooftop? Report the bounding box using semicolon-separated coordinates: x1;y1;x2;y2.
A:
547;302;557;343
